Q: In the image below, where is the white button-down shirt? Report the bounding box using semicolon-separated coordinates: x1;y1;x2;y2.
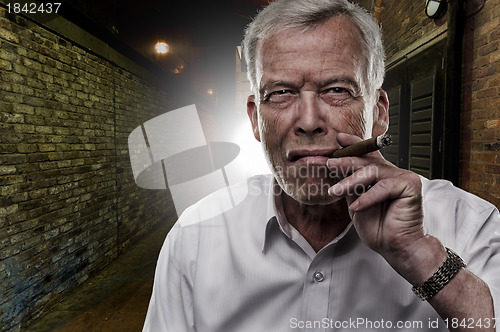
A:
143;174;500;332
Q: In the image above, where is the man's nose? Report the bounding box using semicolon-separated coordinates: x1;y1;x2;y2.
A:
294;94;327;136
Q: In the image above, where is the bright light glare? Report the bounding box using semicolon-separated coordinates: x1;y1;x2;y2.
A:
155;41;169;54
232;121;270;177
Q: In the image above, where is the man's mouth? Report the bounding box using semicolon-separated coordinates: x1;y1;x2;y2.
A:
288;149;336;162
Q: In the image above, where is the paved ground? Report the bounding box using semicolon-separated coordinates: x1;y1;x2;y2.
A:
23;221;172;332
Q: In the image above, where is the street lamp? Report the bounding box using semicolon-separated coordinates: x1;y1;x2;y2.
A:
155;41;169;54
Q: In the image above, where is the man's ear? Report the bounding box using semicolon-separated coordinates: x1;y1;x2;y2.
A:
247;95;261;142
372;89;389;137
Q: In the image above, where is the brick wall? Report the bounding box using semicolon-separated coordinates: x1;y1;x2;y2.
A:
462;0;500;207
0;7;178;331
376;0;499;208
379;1;436;60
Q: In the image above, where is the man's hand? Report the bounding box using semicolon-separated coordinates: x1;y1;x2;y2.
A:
327;133;495;332
326;133;446;285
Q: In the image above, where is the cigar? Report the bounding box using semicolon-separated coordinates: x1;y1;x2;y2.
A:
330;134;392;158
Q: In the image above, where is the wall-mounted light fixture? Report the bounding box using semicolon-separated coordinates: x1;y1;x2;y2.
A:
425;0;447;19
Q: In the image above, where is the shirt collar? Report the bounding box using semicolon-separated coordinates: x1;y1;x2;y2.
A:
261;177;354;256
261;178;282;253
264;177;281;227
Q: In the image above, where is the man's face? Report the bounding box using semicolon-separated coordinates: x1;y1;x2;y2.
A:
247;16;386;205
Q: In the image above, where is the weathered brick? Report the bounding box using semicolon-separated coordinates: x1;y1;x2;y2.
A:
14;124;35;134
3;112;24;123
0;165;16;175
0;58;12;70
0;80;13;92
2;71;24;84
0;46;18;62
13;63;35;77
0;144;17;154
22;57;42;71
1;153;27;165
17;144;38;153
24;96;45;107
12;104;34;115
479;41;500;57
0;204;18;217
12;84;34;96
34;126;53;135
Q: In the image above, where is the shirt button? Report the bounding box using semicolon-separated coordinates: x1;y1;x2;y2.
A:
313;271;324;282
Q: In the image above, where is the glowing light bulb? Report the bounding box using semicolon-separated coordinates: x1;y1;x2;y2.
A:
155;42;169;54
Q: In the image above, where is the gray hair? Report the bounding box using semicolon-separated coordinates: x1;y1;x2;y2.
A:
242;0;385;96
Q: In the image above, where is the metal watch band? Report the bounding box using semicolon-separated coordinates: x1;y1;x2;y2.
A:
412;247;466;301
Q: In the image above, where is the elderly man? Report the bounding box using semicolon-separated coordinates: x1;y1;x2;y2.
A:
143;0;500;331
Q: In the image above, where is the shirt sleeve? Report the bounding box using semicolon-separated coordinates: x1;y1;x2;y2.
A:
142;224;195;332
461;207;500;331
422;178;500;330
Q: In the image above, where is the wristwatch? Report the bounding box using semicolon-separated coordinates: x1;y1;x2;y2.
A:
412;247;466;301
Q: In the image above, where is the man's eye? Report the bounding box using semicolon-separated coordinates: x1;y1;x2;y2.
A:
320;87;353;105
271;89;292;96
326;87;349;94
322;87;352;99
266;90;295;103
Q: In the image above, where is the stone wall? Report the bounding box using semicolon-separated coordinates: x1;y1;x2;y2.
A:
0;6;178;331
376;0;499;208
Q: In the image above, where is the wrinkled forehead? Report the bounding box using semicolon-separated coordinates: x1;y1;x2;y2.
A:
255;16;369;91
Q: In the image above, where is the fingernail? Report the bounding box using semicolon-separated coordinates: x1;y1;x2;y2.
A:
328;186;336;196
327;159;340;168
329;184;343;197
